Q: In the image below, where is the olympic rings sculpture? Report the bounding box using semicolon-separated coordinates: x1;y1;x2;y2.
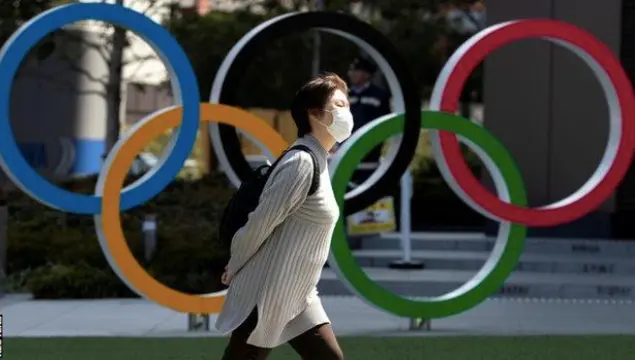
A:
1;3;633;318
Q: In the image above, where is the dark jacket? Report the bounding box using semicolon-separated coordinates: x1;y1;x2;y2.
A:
349;83;391;133
348;83;391;163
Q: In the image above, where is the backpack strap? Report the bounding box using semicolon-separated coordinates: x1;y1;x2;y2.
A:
289;145;320;196
267;145;321;196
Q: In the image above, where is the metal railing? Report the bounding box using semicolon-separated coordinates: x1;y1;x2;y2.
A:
0;206;7;298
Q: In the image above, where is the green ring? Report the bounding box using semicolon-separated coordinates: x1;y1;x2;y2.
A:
329;111;528;318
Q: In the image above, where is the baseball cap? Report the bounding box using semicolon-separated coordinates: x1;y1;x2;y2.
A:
349;56;377;74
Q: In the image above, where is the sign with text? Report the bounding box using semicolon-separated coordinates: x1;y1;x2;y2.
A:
347;196;396;236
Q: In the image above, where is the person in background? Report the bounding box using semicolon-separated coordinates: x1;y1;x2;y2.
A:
345;56;392;249
347;56;392;162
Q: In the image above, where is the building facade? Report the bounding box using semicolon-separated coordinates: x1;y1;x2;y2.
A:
483;0;635;239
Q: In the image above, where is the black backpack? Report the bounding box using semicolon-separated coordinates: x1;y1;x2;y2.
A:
218;145;320;247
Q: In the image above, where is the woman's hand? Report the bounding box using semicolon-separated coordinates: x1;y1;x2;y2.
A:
221;267;234;285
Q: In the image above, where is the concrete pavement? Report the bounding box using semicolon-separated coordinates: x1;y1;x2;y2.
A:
2;294;635;338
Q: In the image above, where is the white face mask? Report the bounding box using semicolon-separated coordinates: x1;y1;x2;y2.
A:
325;108;354;143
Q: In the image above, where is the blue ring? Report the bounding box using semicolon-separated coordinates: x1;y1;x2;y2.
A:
0;3;199;214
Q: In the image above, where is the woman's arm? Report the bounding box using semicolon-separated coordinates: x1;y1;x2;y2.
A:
226;150;314;275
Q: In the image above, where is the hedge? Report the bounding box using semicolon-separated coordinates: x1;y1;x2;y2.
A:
5;172;233;299
5;149;482;299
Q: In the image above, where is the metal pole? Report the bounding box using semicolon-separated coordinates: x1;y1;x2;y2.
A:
142;214;157;262
389;170;423;269
187;313;210;331
199;120;212;175
311;31;321;76
388;170;426;329
310;0;324;76
401;172;412;263
0;206;7;297
409;317;431;331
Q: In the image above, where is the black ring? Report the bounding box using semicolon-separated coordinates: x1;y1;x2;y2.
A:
215;11;421;215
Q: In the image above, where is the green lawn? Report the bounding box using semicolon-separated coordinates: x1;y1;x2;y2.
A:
5;336;635;360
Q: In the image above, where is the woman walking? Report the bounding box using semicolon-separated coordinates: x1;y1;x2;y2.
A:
216;73;353;360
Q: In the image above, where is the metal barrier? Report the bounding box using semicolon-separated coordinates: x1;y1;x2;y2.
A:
187;313;210;331
0;206;7;298
142;214;157;262
389;170;424;269
409;318;431;331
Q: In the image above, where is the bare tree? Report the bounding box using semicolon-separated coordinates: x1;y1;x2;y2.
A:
16;0;172;159
106;0;127;158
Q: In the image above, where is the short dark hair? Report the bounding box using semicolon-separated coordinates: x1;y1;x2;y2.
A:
350;56;377;74
290;73;348;137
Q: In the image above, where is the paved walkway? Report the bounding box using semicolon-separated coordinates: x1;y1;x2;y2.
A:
2;294;635;337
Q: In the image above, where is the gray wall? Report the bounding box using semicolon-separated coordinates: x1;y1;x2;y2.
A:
484;0;622;237
1;25;176;192
2;28;110;187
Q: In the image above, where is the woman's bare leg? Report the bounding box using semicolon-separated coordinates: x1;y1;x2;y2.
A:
221;309;272;360
288;323;344;360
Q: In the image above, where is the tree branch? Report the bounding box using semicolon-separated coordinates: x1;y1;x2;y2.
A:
67;60;109;85
57;29;112;66
457;9;484;31
9;0;171;99
16;68;108;97
142;0;166;15
124;52;164;82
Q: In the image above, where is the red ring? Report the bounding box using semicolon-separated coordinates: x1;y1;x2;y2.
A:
437;19;635;227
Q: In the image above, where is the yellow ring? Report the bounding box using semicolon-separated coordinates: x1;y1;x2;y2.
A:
97;103;288;314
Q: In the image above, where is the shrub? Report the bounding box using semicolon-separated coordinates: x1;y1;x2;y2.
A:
6;171;233;299
6;154;484;298
26;263;137;299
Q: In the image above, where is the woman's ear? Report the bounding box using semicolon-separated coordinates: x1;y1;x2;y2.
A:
308;108;323;124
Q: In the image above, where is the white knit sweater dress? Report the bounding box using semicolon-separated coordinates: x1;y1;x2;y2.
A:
215;135;339;348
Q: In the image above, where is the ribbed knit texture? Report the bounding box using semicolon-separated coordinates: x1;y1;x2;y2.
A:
215;135;339;348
